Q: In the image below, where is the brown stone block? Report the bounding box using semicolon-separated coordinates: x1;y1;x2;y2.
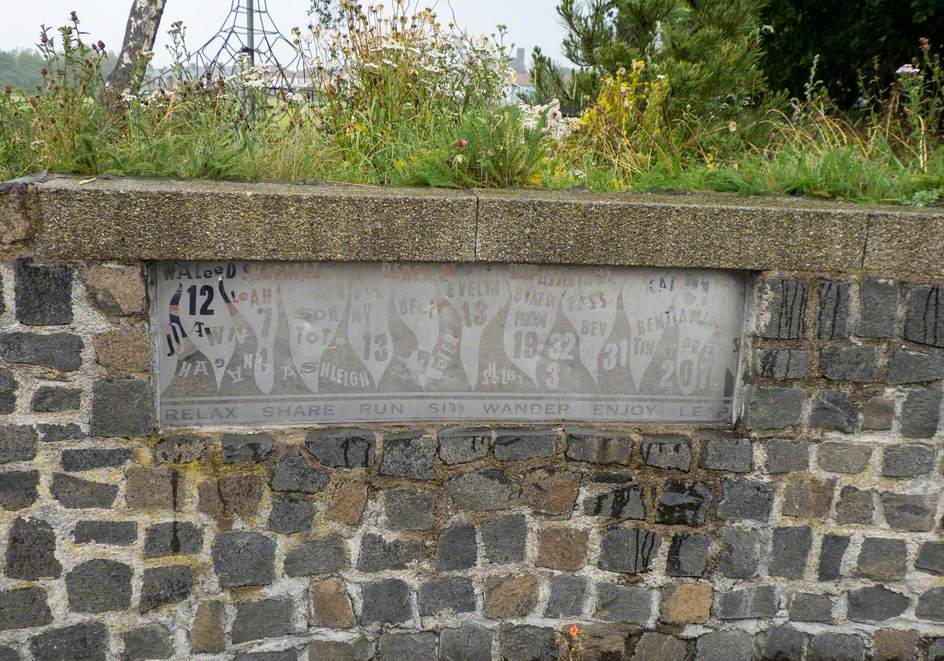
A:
536;527;589;571
93;325;149;373
873;629;919;661
312;578;356;629
485;575;539;619
190;600;225;654
82;264;146;315
326;482;368;526
125;467;182;511
660;582;712;624
781;476;834;518
521;467;580;516
198;474;264;525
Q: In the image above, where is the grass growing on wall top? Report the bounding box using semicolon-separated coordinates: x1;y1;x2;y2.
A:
1;4;944;207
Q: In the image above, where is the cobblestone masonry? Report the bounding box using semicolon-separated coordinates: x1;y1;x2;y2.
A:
3;221;944;658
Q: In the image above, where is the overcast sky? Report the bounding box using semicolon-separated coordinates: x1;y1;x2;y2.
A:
1;0;569;66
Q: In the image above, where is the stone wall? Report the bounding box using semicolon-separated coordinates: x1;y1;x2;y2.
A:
1;177;944;660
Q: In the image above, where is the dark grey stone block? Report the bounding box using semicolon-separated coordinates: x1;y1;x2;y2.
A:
565;427;632;464
121;625;174;660
440;624;492;661
305;428;374;468
593;582;652;624
481;514;527;564
717;479;774;521
267;497;314;534
763;626;805;661
808;633;864;661
445;468;514;511
437;427;490;465
61;447;132;471
817;281;851;340
376;633;436;661
29;622;106;661
835;486;874;525
716;585;777;619
90;378;152;437
889;347;944;384
384;489;437;531
759;278;808;339
744;386;805;429
66;559;133;613
695;630;754;661
883;444;935;476
0;425;36;464
500;625;558;661
656;480;710;526
380;432;436;479
417;577;475;616
0;470;37;510
818;534;849;581
73;520;136;546
769;526;812;578
881;492;935;531
917;541;944;575
819;345;879;382
700;431;752;472
789;592;833;623
599;527;660;574
5;517;61;579
0;587;51;631
435;523;476;571
857;278;898;338
900;386;943;438
231;597;294;644
139;565;193;612
766;440;808;473
0;368;15;414
285;534;352;576
37;423;84;442
810;389;858;433
15;258;72;326
494;428;556;461
847;585;909;622
755;348;811;379
0;332;82;371
904;285;944;348
211;531;276;587
856;537;907;580
143;521;203;557
357;533;423;572
918;586;944;622
544;575;587;618
640;434;691;470
667;533;709;577
50;473;117;508
30;386;80;412
221;432;273;463
270;453;329;493
583;484;645;520
862;396;895;430
816;442;871;474
720;528;760;579
360;579;412;625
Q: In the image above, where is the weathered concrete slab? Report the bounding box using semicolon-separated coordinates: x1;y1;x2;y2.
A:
475;189;880;272
863;211;944;278
9;176;944;276
30;177;478;262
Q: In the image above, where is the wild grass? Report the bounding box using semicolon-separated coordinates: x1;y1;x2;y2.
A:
1;3;943;208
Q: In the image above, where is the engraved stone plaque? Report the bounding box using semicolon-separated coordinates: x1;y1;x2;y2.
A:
153;262;746;427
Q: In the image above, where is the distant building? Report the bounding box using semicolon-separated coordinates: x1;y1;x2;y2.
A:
508;47;533;101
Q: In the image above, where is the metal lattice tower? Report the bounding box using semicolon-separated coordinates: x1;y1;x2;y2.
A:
190;0;307;91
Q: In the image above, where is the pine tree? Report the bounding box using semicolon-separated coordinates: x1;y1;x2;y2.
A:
531;0;769;116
